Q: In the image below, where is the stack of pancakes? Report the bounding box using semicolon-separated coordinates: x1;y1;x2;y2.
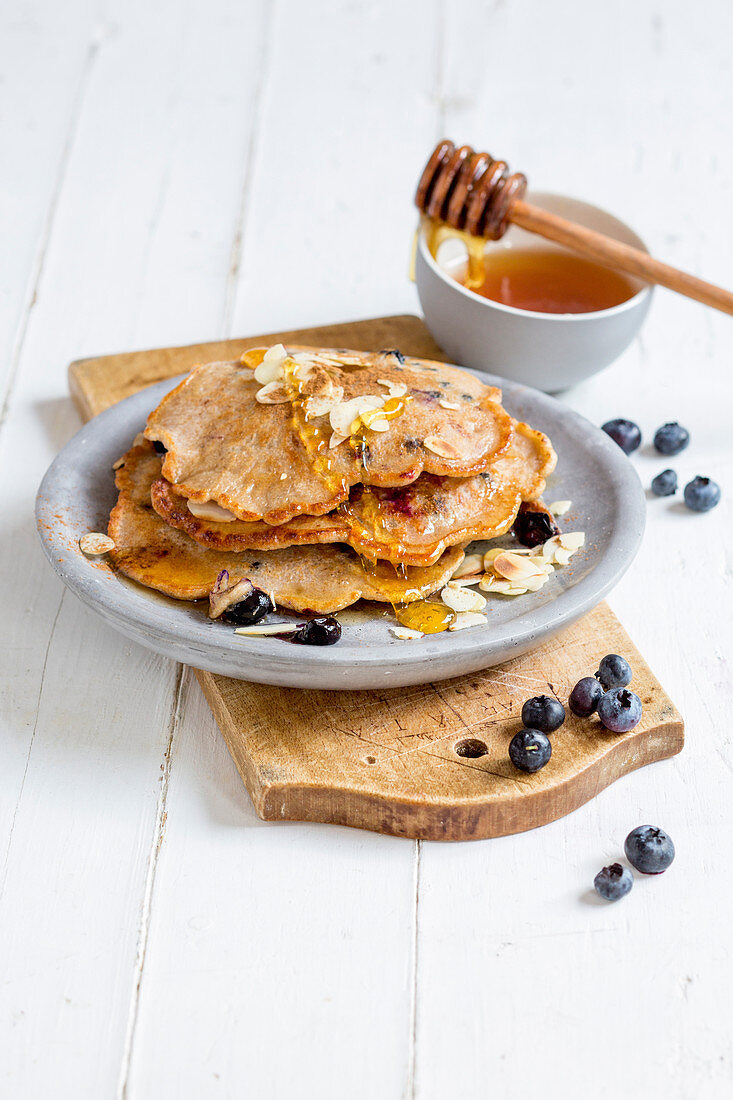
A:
108;346;556;614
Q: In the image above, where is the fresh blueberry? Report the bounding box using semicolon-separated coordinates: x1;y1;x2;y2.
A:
292;616;342;646
653;422;689;456
508;729;552;773
651;469;677;497
602;418;641;455
569;676;604;718
521;695;566;733
222;587;274;625
594;863;634;901
512;503;559;548
624;826;675;874
595;653;632;690
683;476;721;513
597;688;642;733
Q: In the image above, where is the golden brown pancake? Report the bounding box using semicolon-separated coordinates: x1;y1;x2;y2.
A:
149;421;555;567
143;348;514;524
108;442;465;612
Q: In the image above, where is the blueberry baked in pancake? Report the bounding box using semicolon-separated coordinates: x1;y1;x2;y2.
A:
103;345;581;640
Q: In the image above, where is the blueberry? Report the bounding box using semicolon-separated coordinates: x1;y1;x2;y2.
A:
222;587;274;625
512;503;559;548
651;469;677;496
595;653;632;690
508;729;552;773
683;476;721;513
624;826;675;874
653;422;689;456
594;862;634;901
597;688;642;733
569;676;604;717
602;418;641;455
152;440;167;455
521;695;566;733
292;616;342;646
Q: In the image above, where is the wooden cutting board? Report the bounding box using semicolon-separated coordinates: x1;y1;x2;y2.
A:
69;314;684;841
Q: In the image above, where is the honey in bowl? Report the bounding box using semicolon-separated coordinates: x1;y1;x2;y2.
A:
453;246;641;314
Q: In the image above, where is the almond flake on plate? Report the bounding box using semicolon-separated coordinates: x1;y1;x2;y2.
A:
390;626;424;641
440;584;487;614
448;611;488;631
233;623;295;636
549;499;571;516
452;552;484;578
492;551;547;583
479;576;528;596
79;532;115;556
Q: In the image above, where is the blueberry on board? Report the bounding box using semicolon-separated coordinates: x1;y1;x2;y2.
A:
508;729;552;773
683;476;721;513
222;588;274;625
521;695;566;733
597;688;642;733
653;422;689;456
595;653;632;690
602;418;642;455
594;863;633;901
624;826;675;874
292;616;342;646
651;469;677;497
569;676;604;717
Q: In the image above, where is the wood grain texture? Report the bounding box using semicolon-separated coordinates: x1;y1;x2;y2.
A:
71;315;682;841
199;603;682;840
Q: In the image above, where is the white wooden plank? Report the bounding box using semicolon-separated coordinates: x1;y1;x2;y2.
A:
0;0;103;406
415;1;733;1095
0;0;271;1095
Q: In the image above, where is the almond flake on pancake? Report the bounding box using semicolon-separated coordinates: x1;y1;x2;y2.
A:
425;436;463;459
187;499;238;522
255;381;291;404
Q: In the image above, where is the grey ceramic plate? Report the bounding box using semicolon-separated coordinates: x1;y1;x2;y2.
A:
36;372;645;690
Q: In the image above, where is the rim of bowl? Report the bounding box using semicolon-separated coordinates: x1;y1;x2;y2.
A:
417;191;653;322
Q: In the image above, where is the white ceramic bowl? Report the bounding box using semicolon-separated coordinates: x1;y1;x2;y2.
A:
415;191;653;392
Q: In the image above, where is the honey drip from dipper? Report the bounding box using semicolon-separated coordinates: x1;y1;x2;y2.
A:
241;347;454;630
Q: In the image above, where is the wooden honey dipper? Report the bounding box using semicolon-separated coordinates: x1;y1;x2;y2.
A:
415;140;733;316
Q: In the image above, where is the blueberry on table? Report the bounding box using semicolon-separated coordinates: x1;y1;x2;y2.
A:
653;422;689;456
597;688;642;733
222;587;274;625
595;653;632;690
508;729;552;773
651;469;677;496
624;826;675;874
568;676;604;717
292;616;342;645
602;418;641;455
683;476;721;512
594;863;633;901
521;695;566;733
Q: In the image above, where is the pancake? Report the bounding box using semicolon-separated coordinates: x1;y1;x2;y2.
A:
107;442;465;612
149;421;555;567
143;347;514;524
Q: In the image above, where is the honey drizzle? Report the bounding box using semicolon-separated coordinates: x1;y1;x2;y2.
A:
243;348;453;624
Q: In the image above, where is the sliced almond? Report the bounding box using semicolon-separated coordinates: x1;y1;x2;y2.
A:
79;532;115;556
441;584;487;614
448;611;488;631
329;431;349;449
329;395;384;438
187;499;238;523
479;575;528;595
112;456;126;471
554;548;573;566
559;531;586;551
438;398;461;410
492;551;546;583
447;574;483;588
452;553;484;579
549;500;571;516
256;381;291;404
424;436;462;459
254;345;288;384
233;623;296;637
368;417;390;432
390;626;424;640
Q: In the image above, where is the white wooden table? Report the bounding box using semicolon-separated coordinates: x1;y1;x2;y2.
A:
2;1;732;1095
